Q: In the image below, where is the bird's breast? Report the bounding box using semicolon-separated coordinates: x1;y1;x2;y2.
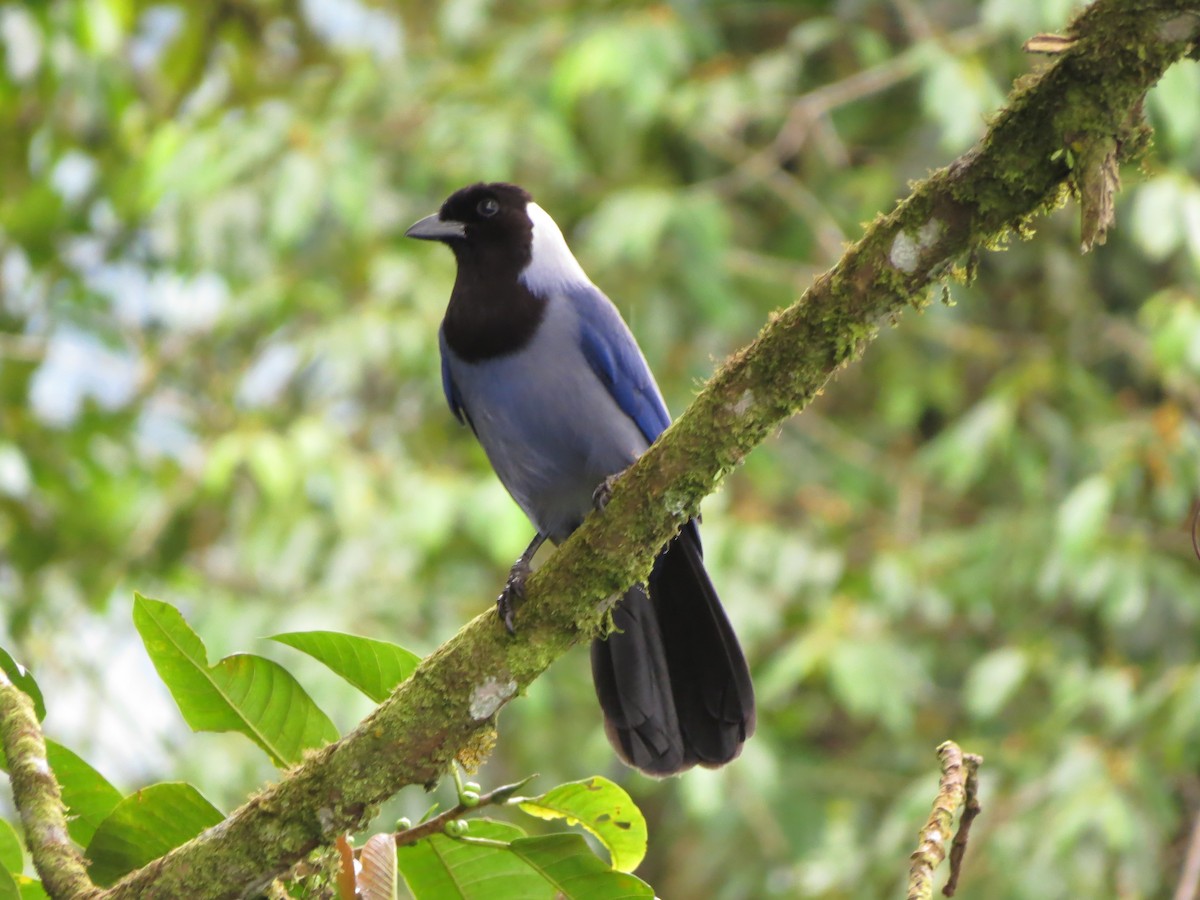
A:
444;300;648;540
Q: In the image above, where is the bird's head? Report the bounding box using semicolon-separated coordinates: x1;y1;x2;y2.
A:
405;182;590;296
405;182;532;247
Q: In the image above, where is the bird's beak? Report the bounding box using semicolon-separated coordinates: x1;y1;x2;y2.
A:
405;213;466;241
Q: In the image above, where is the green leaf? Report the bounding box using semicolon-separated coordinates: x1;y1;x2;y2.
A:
828;637;924;733
0;818;22;874
1056;475;1113;557
85;783;224;887
507;835;653;899
964;648;1029;720
269;631;421;703
1132;176;1184;260
1149;61;1200;156
918;397;1015;494
0;866;18;900
920;50;1003;152
396;820;652;899
4;873;44;900
133;594;338;766
0;649;44;721
44;741;122;846
397;819;541;899
517;777;647;873
1141;289;1200;376
581;189;676;268
270;153;326;249
245;432;297;500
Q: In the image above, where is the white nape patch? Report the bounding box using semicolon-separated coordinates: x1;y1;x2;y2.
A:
519;202;593;296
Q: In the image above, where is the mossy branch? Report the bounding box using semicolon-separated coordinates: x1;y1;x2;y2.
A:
0;672;100;900
82;3;1200;898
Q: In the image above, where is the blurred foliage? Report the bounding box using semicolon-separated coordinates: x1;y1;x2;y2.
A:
0;0;1198;897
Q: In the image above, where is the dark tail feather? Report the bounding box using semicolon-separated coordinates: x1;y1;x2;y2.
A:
590;520;755;776
590;585;687;775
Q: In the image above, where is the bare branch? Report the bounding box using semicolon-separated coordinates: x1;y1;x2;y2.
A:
943;753;983;897
907;742;982;900
1176;805;1200;900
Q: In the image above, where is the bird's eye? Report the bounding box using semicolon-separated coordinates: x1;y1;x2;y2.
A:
477;198;500;218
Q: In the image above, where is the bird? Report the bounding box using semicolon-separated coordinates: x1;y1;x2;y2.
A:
406;182;755;776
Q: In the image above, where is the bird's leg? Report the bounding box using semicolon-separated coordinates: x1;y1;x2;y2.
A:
498;532;546;634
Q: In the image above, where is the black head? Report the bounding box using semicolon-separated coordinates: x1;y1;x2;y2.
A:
408;183;548;362
406;183;535;269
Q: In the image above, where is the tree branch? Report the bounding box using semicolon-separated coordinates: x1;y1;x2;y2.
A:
906;742;983;900
91;2;1200;897
1174;804;1200;900
943;750;983;897
387;775;532;851
0;672;100;900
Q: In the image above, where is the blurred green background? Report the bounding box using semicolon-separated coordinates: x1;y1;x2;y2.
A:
2;0;1199;897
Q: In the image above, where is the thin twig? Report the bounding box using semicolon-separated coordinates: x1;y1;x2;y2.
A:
0;671;100;900
697;130;849;263
892;0;937;42
358;775;535;854
701;23;998;265
155;3;229;120
943;753;983;897
1191;503;1200;563
1175;807;1200;900
773;24;995;158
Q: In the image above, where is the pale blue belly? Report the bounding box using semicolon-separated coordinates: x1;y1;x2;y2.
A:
447;334;648;541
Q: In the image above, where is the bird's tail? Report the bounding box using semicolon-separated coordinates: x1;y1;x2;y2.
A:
590;520;755;776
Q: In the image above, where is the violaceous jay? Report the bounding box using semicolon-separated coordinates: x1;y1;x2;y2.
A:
406;182;754;776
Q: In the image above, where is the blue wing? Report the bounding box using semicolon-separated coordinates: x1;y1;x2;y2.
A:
438;326;467;425
572;284;672;444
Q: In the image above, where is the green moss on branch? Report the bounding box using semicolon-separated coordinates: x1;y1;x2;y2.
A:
0;673;100;900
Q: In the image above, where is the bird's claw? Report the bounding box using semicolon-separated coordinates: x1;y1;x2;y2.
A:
497;558;531;635
592;471;624;511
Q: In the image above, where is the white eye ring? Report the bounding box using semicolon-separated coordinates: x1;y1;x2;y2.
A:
478;198;500;218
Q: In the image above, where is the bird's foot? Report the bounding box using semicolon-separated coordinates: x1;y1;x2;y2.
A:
497;554;534;635
496;533;547;634
592;469;627;511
